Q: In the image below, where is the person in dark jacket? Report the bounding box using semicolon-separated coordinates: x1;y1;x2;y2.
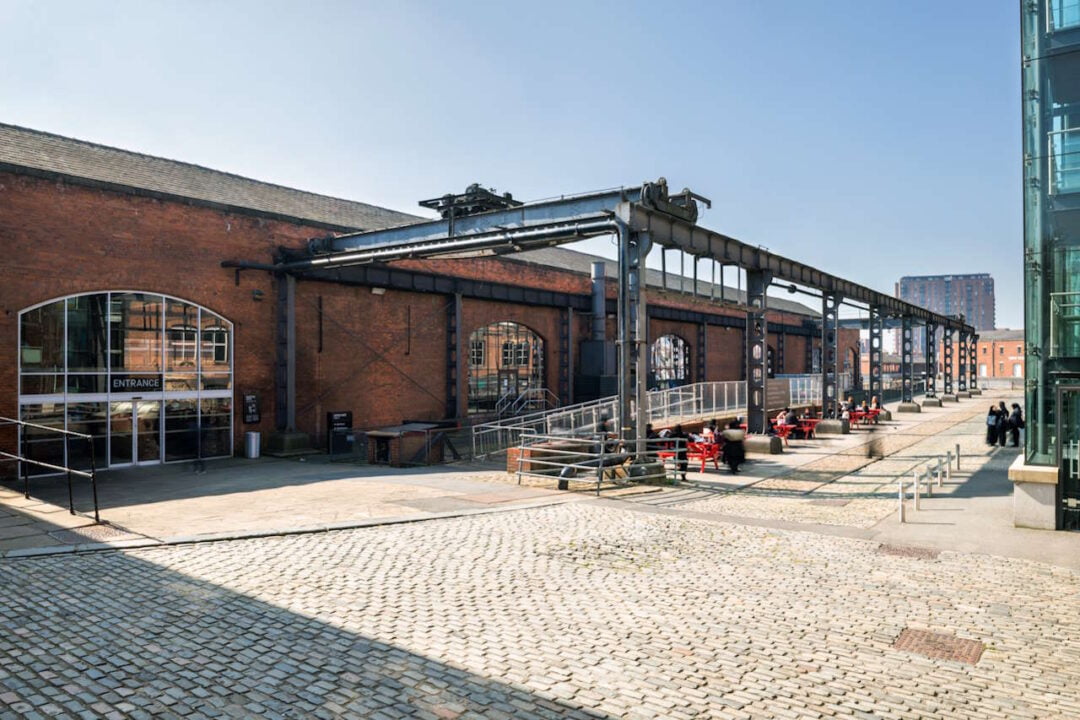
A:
1009;403;1024;447
998;401;1009;447
986;405;1000;445
720;420;746;474
669;424;689;481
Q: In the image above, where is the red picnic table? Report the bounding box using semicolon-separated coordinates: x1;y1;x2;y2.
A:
657;440;722;472
849;408;882;426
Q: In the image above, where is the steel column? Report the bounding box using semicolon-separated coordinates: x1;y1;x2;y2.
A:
943;327;955;395
969;335;979;390
901;315;914;404
617;224;650;442
285;274;298;433
777;332;786;375
697;322;707;383
558;308;571;404
868;306;884;404
925;322;938;398
446;293;463;418
273;274;290;431
957;331;968;393
822;292;841;417
746;270;771;434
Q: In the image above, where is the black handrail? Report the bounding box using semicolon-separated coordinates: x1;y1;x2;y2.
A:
0;415;100;523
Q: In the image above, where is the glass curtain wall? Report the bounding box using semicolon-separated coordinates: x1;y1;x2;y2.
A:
1023;1;1080;464
17;292;233;473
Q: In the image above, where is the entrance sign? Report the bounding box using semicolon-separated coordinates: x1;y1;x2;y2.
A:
111;375;163;392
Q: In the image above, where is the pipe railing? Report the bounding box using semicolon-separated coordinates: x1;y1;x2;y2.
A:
897;448;959;523
514;432;678;495
0;416;100;522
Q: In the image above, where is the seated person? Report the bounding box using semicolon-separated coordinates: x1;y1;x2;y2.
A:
870;395;882;410
783;408;800;437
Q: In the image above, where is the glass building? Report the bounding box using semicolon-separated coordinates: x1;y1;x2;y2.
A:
1022;1;1080;528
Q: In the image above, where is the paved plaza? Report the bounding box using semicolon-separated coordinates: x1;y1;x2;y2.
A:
2;394;1080;719
2;501;1079;720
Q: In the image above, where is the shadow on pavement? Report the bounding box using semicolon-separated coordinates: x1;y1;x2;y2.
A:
0;545;613;719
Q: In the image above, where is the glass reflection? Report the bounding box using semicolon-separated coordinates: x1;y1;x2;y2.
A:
110;293;162;372
20;403;66;475
67;402;107;470
164;399;199;461
67;294;108;372
166;299;199;372
201;311;230;372
20;302;64;371
201;397;232;458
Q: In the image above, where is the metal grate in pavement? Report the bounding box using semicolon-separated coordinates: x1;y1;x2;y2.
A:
893;628;984;665
877;543;940;560
48;524;141;544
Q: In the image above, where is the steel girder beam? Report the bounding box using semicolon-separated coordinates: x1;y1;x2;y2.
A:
925;322;938;398
969;335;979;390
943;327;955;395
958;331;969;393
746;270;771;434
234;183;974;336
615;202;975;333
901;315;914;404
868;306;884;404
822;292;841;417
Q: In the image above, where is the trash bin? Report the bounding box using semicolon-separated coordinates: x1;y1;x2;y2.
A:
245;431;261;459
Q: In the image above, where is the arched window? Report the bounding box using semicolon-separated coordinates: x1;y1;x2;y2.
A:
466;322;544;414
650;334;690;389
18;292;233;472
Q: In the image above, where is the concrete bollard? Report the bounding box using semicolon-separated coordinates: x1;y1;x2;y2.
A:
913;470;920;511
936;457;943;487
898;477;906;523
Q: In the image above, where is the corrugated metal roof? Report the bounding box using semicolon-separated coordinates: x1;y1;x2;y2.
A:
0;123;419;231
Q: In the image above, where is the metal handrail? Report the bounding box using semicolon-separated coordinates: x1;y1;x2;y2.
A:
0;415;100;522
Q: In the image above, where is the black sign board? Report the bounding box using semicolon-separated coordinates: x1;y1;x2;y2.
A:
327;411;353;454
111;375;163;392
243;393;261;424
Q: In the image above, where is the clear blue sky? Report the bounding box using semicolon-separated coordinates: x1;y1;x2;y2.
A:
0;1;1021;326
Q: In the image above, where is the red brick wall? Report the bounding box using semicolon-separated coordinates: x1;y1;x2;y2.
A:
1;169;838;459
0;171;290;449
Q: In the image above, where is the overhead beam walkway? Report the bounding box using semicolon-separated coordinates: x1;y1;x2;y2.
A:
225;179;976;449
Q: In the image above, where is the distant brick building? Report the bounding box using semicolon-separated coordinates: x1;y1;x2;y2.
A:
0;124;859;475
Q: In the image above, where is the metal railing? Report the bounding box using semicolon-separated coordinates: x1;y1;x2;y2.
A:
1049;128;1080;195
1048;0;1080;32
514;433;678;494
0;416;100;522
472;374;870;458
898;445;959;523
473;380;746;458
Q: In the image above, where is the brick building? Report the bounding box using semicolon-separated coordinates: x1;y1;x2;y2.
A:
940;329;1025;381
0;124;858;474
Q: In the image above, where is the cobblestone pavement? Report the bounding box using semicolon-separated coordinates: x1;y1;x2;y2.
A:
3;502;1080;719
631;404;1003;529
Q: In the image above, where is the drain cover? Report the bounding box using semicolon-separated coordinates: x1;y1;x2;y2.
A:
893;628;983;664
49;525;139;544
878;543;940;560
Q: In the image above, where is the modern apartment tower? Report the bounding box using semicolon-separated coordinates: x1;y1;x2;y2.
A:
1019;0;1080;530
895;274;995;355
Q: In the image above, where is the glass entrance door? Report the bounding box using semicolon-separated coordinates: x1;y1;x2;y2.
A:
1056;386;1080;530
109;400;162;467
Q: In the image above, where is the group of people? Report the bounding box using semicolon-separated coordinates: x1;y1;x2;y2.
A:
649;418;746;478
986;401;1024;447
825;396;881;422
